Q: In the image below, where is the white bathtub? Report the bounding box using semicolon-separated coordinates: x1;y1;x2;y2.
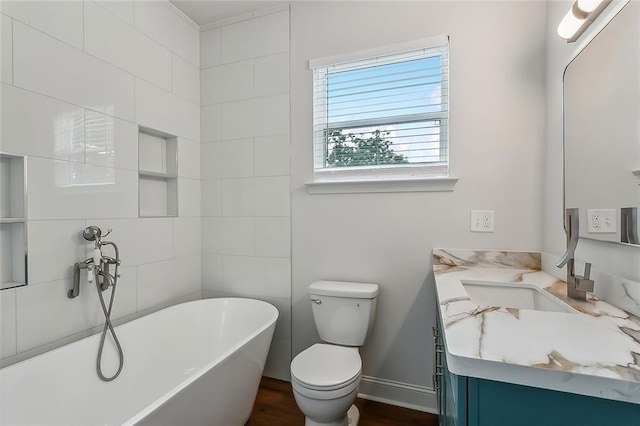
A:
0;298;278;425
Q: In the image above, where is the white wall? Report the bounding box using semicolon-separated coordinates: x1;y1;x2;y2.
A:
199;7;292;380
543;1;640;299
0;1;201;365
290;1;546;410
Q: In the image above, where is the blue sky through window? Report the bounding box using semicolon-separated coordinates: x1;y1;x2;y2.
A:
324;56;445;165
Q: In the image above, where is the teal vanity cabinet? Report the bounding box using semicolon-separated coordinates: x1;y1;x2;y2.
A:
434;315;640;426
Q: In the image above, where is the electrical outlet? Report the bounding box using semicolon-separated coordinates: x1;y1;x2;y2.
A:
471;210;495;232
587;209;616;233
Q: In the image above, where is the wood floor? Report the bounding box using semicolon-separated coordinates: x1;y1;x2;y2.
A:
247;377;439;426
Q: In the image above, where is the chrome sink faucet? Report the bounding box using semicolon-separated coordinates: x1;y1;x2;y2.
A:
556;208;595;301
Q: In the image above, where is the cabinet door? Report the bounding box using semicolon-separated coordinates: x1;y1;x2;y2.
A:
468;377;640;426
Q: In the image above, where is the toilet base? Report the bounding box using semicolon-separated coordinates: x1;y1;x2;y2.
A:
304;404;359;426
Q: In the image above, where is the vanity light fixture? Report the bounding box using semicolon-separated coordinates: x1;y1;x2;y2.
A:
557;0;612;42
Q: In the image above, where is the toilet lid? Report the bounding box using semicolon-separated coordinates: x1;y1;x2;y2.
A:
291;344;362;390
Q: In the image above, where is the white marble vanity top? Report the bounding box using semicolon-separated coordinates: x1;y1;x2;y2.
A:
433;249;640;404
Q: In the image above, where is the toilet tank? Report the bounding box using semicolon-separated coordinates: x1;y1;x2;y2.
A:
309;281;379;346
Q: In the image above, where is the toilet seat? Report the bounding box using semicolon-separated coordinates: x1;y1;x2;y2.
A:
291;343;362;397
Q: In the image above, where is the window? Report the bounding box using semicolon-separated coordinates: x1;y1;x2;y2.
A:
311;37;449;184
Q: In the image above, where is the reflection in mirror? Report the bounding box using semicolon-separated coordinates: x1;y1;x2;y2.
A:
564;1;640;245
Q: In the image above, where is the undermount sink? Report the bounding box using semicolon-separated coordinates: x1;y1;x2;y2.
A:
461;280;577;314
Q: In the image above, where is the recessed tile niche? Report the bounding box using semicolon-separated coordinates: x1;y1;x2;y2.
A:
0;154;27;290
138;128;178;218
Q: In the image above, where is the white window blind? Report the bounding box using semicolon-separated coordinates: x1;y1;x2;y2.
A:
312;38;449;182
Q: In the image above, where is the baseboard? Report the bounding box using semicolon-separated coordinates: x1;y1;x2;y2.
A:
357;375;437;414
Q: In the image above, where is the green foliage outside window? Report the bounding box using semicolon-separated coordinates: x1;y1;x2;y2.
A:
326;129;408;167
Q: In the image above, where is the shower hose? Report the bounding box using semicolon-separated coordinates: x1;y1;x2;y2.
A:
95;241;124;382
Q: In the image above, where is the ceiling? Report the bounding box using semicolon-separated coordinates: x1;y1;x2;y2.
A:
170;1;285;26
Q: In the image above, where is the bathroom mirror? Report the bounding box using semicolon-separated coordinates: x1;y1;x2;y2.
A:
564;1;640;246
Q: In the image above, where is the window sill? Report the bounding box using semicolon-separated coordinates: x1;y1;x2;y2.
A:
305;177;459;194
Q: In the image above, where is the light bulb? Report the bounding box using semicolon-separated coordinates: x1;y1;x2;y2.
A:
577;0;603;13
557;7;586;40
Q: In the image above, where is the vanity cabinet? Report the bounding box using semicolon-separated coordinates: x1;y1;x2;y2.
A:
434;315;640;426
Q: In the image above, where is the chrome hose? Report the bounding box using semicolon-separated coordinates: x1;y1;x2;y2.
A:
95;241;124;382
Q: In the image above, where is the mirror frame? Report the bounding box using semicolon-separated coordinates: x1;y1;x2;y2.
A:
561;0;635;246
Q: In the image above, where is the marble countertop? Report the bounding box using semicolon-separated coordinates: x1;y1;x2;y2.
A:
433;249;640;404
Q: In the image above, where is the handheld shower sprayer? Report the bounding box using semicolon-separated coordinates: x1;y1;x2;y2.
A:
70;225;124;381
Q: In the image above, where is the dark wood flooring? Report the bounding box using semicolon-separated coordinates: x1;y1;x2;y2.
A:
248;377;438;426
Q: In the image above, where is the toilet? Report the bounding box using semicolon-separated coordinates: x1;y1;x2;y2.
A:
290;280;379;426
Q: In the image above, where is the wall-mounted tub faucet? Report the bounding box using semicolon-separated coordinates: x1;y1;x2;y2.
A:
69;226;124;381
556;208;594;301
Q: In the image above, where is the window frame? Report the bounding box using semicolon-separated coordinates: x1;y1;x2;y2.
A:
309;36;452;187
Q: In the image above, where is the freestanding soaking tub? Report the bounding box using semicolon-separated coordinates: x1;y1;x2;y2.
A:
0;298;278;425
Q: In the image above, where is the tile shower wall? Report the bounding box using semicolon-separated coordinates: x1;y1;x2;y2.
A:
199;8;291;380
0;1;201;364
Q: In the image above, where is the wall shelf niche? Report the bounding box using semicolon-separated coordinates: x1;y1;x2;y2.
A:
138;127;178;218
0;153;27;290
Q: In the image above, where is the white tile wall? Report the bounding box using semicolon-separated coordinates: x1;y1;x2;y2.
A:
202;217;254;256
137;255;201;311
222;255;291;299
220;98;255;140
200;8;291;378
264;338;292;380
86;218;174;265
84;110;139;171
0;1;83;49
253;94;290;136
222;176;290;217
177;138;201;179
200;28;221;69
133;1;199;67
0;84;85;161
172;55;200;104
95;0;134;26
260;296;291;343
201;179;222;217
16;269;137;353
201;254;222;292
27;220;86;285
254;134;291;177
27;157;139;220
219;18;255;64
219;94;290;140
255;217;291;258
1;14;12;84
13;22;136;121
201;104;221;142
218;11;289;64
174;218;201;258
254;52;289;97
219;178;253;216
2;1;201;364
201;139;254;179
178;178;202;217
0;288;17;358
252;11;290;58
252;176;290;216
201;60;254;105
135;78;199;141
84;1;172;91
